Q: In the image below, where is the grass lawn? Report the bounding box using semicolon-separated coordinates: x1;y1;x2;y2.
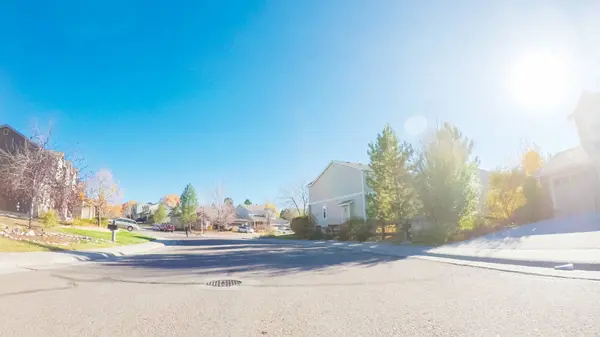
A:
0;228;155;253
0;237;53;252
53;227;154;245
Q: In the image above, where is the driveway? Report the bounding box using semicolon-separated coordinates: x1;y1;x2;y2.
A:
0;238;599;336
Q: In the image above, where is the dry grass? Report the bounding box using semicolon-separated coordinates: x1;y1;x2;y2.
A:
0;215;44;228
0;236;52;252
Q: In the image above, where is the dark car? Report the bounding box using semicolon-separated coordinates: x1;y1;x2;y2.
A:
159;223;175;232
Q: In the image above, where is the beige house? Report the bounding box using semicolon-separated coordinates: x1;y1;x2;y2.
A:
537;91;600;216
307;161;373;227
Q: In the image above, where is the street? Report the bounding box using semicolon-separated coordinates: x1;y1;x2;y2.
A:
1;237;599;336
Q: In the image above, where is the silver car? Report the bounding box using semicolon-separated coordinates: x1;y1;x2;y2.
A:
112;218;140;232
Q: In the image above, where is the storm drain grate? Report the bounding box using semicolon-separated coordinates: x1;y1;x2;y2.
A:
205;279;242;287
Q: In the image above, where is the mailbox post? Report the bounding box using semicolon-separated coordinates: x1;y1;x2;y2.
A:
107;221;118;243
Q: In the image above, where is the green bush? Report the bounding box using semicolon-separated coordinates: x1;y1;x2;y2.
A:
337;218;376;242
290;215;316;239
310;228;325;240
40;209;59;227
72;217;110;227
353;220;376;242
412;224;448;245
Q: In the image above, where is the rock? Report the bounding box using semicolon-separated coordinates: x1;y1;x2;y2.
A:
25;230;35;236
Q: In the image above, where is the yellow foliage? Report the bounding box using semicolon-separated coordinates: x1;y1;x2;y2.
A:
486;169;526;221
103;204;123;218
162;194;180;208
521;149;544;176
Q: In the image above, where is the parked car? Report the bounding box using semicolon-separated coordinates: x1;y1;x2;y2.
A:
112;218;140;232
159;223;175;232
238;225;254;233
152;223;162;231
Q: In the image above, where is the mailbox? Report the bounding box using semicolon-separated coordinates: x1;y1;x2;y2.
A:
108;224;118;231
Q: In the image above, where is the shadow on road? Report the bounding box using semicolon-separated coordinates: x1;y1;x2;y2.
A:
101;238;403;276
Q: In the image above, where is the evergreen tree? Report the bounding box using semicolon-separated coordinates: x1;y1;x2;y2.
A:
244;199;252;205
415;122;479;242
153;204;168;224
179;184;199;230
366;124;418;237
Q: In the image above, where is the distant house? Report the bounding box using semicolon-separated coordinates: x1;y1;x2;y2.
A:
195;205;250;231
537;91;600;216
307;161;373;227
236;204;283;231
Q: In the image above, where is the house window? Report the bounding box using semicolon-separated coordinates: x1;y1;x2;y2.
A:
2;129;7;135
323;206;327;219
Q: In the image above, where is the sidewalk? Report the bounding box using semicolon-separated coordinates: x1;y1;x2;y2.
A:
257;233;600;277
0;236;178;275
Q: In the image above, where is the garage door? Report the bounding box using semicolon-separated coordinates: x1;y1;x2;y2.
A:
553;172;596;216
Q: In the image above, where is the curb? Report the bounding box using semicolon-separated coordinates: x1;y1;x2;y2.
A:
256;237;600;279
0;239;177;275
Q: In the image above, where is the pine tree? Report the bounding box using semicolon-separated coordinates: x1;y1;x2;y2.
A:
367;124;418;238
415;122;479;242
179;184;199;230
153;204;168;224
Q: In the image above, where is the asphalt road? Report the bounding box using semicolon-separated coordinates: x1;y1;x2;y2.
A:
1;237;599;337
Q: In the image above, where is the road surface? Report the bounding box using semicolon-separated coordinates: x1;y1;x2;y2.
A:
0;236;599;336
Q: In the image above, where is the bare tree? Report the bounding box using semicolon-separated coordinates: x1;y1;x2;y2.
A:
86;169;122;226
211;183;236;231
279;181;309;217
0;127;65;227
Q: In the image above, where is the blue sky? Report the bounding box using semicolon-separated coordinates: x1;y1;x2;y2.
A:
1;0;599;205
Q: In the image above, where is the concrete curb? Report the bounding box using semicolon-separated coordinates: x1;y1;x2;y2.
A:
256;237;600;277
0;239;177;275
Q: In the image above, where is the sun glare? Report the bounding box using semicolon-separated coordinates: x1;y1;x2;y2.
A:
509;52;571;110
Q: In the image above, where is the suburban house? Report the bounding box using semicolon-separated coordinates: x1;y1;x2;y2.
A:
193;205;248;231
308;160;490;228
537;91;600;216
236;204;285;230
307;161;373;228
0;124;78;219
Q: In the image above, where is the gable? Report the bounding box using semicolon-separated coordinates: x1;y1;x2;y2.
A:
0;124;30;153
308;161;366;203
308;161;371;188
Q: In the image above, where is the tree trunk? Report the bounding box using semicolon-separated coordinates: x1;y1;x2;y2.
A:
97;207;102;227
381;222;386;241
28;202;34;229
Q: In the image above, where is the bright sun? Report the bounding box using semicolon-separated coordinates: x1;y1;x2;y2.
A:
509;52;571;109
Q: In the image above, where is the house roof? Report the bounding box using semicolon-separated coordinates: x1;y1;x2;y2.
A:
0;124;29;141
308;160;372;187
242;204;267;214
570;91;600;118
536;146;591;177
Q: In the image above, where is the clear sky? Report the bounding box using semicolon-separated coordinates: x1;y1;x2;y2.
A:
1;0;599;205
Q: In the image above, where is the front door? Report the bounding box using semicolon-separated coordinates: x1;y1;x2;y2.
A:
341;204;350;223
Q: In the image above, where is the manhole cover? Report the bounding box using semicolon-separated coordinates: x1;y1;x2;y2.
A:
205;279;242;287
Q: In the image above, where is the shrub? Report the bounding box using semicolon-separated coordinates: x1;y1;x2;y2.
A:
353;220;376;242
310;229;324;240
338;223;352;241
290;215;316;239
40;209;59;227
72;217;110;227
338;218;376;242
412;224;448;246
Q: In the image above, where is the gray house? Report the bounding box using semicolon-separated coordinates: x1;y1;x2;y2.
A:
307;161;373;227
